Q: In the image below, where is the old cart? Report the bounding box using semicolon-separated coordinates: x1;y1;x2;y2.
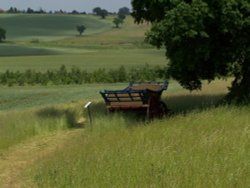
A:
100;81;169;120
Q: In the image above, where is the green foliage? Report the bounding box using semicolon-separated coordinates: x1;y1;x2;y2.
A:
76;25;86;35
93;7;108;19
100;9;108;19
113;17;123;28
0;27;6;42
118;7;130;15
0;65;166;86
93;7;102;15
132;0;250;103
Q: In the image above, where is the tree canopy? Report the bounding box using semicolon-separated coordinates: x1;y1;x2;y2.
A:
93;7;108;19
132;0;250;103
0;27;6;42
118;7;130;15
76;25;86;35
113;17;123;28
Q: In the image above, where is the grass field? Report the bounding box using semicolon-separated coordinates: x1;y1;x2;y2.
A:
27;106;250;188
0;48;166;73
0;13;249;187
1;79;249;187
0;15;166;73
0;14;112;40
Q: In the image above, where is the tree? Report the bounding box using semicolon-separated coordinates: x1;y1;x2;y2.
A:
7;7;18;13
76;25;86;35
132;0;250;103
118;12;126;20
100;9;108;19
0;27;6;42
118;7;130;15
93;7;108;19
27;7;34;13
93;7;102;15
113;17;123;28
118;7;130;21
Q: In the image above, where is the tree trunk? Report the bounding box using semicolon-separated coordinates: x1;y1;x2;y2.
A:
227;56;250;103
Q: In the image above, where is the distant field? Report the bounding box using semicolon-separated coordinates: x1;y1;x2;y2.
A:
0;44;59;57
0;83;127;111
0;79;230;111
0;48;166;73
0;14;112;41
0;15;166;73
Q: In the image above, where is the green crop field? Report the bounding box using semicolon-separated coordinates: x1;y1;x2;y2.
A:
0;15;166;73
0;13;249;187
0;14;112;40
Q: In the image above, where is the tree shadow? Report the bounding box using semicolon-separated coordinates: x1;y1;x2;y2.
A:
86;101;147;126
37;107;79;128
162;93;226;116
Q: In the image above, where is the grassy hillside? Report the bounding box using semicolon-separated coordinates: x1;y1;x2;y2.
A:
0;44;59;57
0;14;112;41
0;15;166;73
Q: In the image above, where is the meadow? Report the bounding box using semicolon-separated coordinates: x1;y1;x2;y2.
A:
0;14;249;187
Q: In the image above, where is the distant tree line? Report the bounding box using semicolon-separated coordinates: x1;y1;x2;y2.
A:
0;65;167;86
3;6;87;14
1;6;130;18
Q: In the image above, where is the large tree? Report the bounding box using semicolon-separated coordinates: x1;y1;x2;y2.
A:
132;0;250;103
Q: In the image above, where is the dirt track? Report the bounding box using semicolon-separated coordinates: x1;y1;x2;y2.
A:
0;130;81;188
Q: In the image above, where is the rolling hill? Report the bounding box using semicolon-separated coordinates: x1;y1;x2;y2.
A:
0;14;112;41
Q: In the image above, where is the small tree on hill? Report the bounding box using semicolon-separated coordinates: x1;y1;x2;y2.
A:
100;9;108;19
76;25;86;35
113;17;123;28
0;27;6;42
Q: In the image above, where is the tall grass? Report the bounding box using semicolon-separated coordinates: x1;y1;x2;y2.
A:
26;106;250;188
0;80;230;151
1;80;248;187
0;103;83;152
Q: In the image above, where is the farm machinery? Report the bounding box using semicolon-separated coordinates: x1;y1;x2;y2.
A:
100;81;169;120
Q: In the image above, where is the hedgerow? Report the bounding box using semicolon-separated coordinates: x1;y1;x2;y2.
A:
0;64;168;86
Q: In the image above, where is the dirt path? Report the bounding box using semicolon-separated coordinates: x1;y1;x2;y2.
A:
0;129;82;188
